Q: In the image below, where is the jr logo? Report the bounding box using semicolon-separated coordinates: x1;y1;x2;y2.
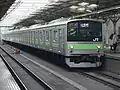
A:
93;38;99;41
80;23;89;28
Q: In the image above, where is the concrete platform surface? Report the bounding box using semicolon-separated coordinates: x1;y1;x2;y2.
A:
0;57;20;90
105;53;120;60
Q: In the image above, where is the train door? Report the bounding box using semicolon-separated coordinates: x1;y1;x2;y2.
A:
28;30;30;45
43;30;46;49
38;30;42;48
31;30;33;46
38;29;44;49
24;31;26;45
23;31;25;44
45;29;50;50
30;30;32;45
22;32;24;44
26;31;29;45
24;31;26;44
52;27;59;53
38;30;40;48
21;31;23;44
19;32;21;43
33;30;35;47
30;30;32;46
34;30;36;46
25;31;27;44
35;30;39;48
37;30;39;48
49;28;52;51
20;32;22;43
35;30;37;47
59;27;64;53
29;30;31;45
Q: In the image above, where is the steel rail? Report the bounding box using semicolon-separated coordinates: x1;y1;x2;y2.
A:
0;54;27;90
78;71;120;89
0;47;53;90
97;71;120;82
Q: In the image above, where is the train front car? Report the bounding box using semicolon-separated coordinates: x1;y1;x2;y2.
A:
65;20;104;68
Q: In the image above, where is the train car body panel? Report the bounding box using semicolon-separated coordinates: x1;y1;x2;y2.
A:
2;19;105;68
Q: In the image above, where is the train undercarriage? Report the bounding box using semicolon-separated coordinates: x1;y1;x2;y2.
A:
65;55;104;68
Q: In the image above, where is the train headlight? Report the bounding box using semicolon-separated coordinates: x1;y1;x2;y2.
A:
104;46;106;49
97;46;101;49
70;45;74;49
108;46;111;49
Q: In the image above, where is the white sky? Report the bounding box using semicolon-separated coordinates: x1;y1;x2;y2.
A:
0;0;51;26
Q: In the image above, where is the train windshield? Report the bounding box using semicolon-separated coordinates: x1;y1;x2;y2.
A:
67;20;102;42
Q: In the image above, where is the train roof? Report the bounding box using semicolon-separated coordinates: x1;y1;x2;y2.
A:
4;19;103;34
28;19;103;30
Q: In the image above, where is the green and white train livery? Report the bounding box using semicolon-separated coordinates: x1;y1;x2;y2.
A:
2;19;104;68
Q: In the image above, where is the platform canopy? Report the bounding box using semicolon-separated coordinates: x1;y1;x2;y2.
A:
1;0;120;27
0;0;16;20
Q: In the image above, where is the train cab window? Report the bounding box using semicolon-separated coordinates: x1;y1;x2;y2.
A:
67;22;78;37
67;21;102;41
53;30;58;42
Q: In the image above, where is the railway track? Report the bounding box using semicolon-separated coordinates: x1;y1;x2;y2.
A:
0;45;88;90
2;44;119;90
0;54;27;90
0;48;53;90
97;71;120;82
78;71;120;89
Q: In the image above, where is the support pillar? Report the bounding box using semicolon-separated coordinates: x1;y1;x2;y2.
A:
109;15;120;34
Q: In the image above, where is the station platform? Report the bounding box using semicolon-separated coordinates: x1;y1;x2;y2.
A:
104;52;120;74
105;52;120;60
0;57;20;90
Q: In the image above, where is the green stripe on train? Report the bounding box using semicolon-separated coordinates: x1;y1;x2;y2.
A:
52;43;58;47
67;44;103;50
39;42;44;46
45;42;50;46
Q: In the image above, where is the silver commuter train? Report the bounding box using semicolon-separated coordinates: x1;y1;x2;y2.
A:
2;19;105;68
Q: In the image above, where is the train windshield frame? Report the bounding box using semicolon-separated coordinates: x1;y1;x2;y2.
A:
67;20;102;42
